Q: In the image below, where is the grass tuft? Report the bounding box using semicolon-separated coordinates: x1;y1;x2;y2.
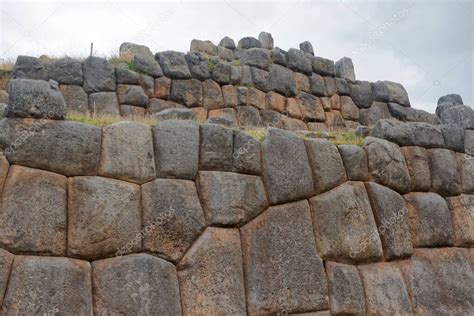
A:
327;130;365;147
66;112;157;127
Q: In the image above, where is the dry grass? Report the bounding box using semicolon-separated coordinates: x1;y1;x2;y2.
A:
327;130;365;147
66;112;158;127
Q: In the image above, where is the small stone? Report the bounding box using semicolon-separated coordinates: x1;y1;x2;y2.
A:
200;123;233;171
258;31;274;49
116;84;148;107
83;56;116;93
232;130;262;174
355;125;370;137
309;74;327;96
238;36;262;49
185;51;211;80
170;79;202;107
338;144;370;181
240;48;271;70
404;192;453;247
48;57;83;85
218;36;236;49
89;91;120;115
298;91;325;122
155;51;191;79
429;148;461;196
350;81;374;108
340;95;359;121
269;64;297;96
335;57;355;82
299;41;314;55
401;146;431;191
446;194;474;246
237;105;262;127
59;85;89;114
326;262;365;315
286;48;312;75
154;76;171;99
190;39;217;55
202;79;223;110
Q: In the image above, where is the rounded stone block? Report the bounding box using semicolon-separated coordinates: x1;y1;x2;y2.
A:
0;165;67;255
68;176;141;260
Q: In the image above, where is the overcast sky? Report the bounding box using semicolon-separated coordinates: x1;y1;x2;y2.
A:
1;0;472;113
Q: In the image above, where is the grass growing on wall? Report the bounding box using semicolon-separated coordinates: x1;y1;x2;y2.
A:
327;130;365;147
66;112;158;127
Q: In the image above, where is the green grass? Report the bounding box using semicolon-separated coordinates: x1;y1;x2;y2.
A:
66;112;157;127
327;130;365;147
108;55;135;71
243;128;267;141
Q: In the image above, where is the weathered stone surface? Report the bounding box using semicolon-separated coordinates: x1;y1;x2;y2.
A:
68;176;141;260
437;93;463;110
294;72;311;93
59;84;89;114
299;41;314;55
89;91;120;115
192;107;208;123
48;57;83;85
155;51;191;79
359;101;391;126
232;130;261;174
202;79;223;110
310;182;383;263
338;144;370;181
11;55;48;80
250;67;270;92
458;152;474;193
309;74;326;96
371;80;390;102
0;118;101;176
218;36;236;49
241;48;271;71
116;84;148;107
0;166;66;255
298;91;325;122
324;78;336;97
140;74;155;98
7;79;66;119
365;182;413;260
305;139;347;194
190;39;217;55
208;108;237;126
355;125;370;137
416;109;439;124
258;32;274;49
185;51;211;80
440;123;465;152
371;119;414;146
271;47;287;65
399;248;474;315
286;97;302;119
141;179;205;263
237;105;262;127
200;123;233;170
440;105;474;128
364;137;410;193
238;36;262;49
311;57;335;77
335;77;350;95
207;116;233;127
0;153;8;196
119;42;154;60
429;148;461;196
248;87;265;110
466;129;474;156
401;146;431;191
169;78;202;107
116;67;140;84
120;104;145;117
0;249;13;306
3;256;92;315
358;262;412;315
330;94;341;111
335;57;355;82
262;128;314;204
270;64;297;96
282;115;308;131
178;227;246;315
99;122;155;184
230;65;242;84
133;55;163;77
221;85;237;108
217;46;233;61
286;48;312;75
326;262;365;315
404;192;453;247
446;194;474;246
212;62;232;84
241;200;329;314
0;91;7;104
197;171;267;226
92;254;181;315
383;81;410;106
261;109;282;128
83;56;115;93
349;81;373;109
340;95;359;121
265;91;285;112
325;111;345;129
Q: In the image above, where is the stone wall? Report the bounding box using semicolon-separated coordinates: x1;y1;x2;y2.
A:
0;113;473;314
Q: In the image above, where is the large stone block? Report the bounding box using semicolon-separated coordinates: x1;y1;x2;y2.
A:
170;79;202;107
305;139;347;194
294;72;311;93
250;67;270;92
371;119;414;146
429;148;461;196
232;130;262;175
349;81;373;109
155;51;191;79
11;55;48;80
219;36;236;49
208;108;237;126
447;194;474;246
401;146;431;191
364;137;410;193
99;122;155;184
458;152;474;193
68;176;141;260
358;262;412;314
7;79;66;119
241;200;329;315
359;101;391;126
261;128;314;204
197;171;267;226
116;67;140;84
365;182;413;260
266;91;286;112
337;144;370;181
237;105;262;127
286;48;312;75
0;153;8;196
298;91;325;122
241;48;271;70
202;79;223;110
92;254;182;315
200;123;233;171
326;262;365;315
3;256;92;315
441;105;474;129
248;87;266;110
133;55;163;78
258;32;274;49
404;192;453;247
340;96;359;121
89;91;120;115
178;228;247;315
142;179;206;263
309;74;327;97
119;42;154;60
116;84;148;107
335;57;355;82
0;249;13;306
309;182;383;263
466;129;474;156
311;56;335;76
211;62;232;85
440;123;465;152
48;57;83;85
0;166;66;255
154;76;171;99
270;64;297;96
271;47;287;65
406;122;444;148
83;56;115;93
222;84;237;107
399;248;474;314
238;37;262;49
59;84;89;114
0;118;101;176
324;77;337;96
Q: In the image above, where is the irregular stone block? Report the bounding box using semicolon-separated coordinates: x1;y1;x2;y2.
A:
218;36;235;49
120;104;145;117
335;77;350;95
68;176;141;260
238;36;262;49
371;119;414;146
415;109;439;124
262;128;314;204
407;122;444;148
3;256;92;315
190;39;217;55
270;64;297;96
340;95;359;121
326;262;365;315
338;144;370;181
358;262;412;314
170;79;202;107
446;194;474;246
384;81;410;106
271;47;287;65
282;115;308;131
309;74;327;96
286;48;312;75
458;153;474;193
140;74;155;98
202;79;223;110
83;56;115;93
59;84;89;114
349;81;373;109
119;42;154;60
230;65;242;84
185;51;211;80
0;90;7;104
7;79;66;119
11;55;48;80
99;122;155;184
286;97;303;119
217;46;233;61
232;130;261;175
241;200;329;314
305;139;347;194
466;129;474;156
48;57;83;85
0;153;8;196
335;57;355;82
155;51;191;79
266;91;286;112
399;248;474;314
258;31;274;49
241;48;271;70
298;91;325;122
400;146;431;192
192;106;208;122
325;111;346;129
441;105;474;128
0;249;13;306
237;105;262;127
133;55;163;77
248;87;266;110
365;182;413;260
222;84;237;107
208;108;237;126
116;67;140;84
250;67;270;92
200;123;233;170
178;228;246;315
387;102;417;121
236;86;248;106
89;91;120;115
330;94;340;110
364;137;410;193
0;166;66;255
309;182;383;263
142;179;205;263
116;84;148;107
359;101;391;126
211;62;232;84
311;56;335;76
261;109;282;128
440;124;465;152
371;80;390;102
294;72;311;93
429;148;461;196
92;254;181;315
152;108;195;121
197;171;267;226
0;118;101;175
404;192;453;247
